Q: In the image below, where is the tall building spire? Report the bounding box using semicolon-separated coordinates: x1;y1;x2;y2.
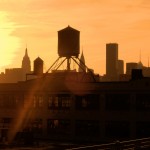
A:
25;44;28;56
137;49;143;69
22;47;31;74
78;50;86;72
25;48;28;56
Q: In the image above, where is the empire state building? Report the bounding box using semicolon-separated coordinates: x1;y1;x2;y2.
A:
22;47;31;74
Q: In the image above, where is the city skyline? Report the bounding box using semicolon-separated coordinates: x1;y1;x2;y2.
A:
0;0;150;75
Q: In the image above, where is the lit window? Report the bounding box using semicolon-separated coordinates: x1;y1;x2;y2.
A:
39;96;43;107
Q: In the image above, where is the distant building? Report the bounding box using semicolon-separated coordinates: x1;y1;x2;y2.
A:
118;59;124;75
22;47;31;75
78;51;86;72
142;66;150;77
0;68;23;83
126;62;138;75
120;62;150;81
119;74;131;81
106;43;118;81
33;57;44;75
0;48;31;83
137;61;144;69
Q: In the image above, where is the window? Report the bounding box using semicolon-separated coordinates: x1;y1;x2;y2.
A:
47;119;70;135
33;95;44;108
31;119;43;134
61;96;70;108
75;95;99;110
75;120;99;136
48;95;71;110
0;118;12;129
106;94;130;111
48;96;53;108
0;94;24;108
22;118;43;137
39;96;43;107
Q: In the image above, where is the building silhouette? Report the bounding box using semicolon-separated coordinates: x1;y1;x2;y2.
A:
22;47;31;75
33;57;44;75
137;61;143;69
143;66;150;77
106;43;118;81
0;68;24;83
119;62;150;81
78;51;86;72
126;62;138;75
0;48;32;83
118;59;124;75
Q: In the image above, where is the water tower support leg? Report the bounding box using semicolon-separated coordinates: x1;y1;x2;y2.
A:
55;57;67;70
46;57;61;73
71;57;96;82
67;58;71;71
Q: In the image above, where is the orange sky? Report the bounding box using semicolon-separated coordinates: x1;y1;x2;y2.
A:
0;0;150;75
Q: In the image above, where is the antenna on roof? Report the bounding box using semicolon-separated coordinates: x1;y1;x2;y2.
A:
139;49;141;62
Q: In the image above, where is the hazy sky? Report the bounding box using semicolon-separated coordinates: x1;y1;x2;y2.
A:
0;0;150;75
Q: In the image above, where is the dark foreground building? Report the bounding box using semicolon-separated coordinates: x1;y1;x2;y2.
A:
0;70;150;144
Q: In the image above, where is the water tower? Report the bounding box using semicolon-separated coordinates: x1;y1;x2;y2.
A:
58;26;80;58
47;26;88;72
46;26;96;81
34;57;43;75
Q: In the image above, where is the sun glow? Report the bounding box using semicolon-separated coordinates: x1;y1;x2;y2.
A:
0;11;20;71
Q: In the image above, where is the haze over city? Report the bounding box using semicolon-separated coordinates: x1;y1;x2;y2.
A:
0;0;150;75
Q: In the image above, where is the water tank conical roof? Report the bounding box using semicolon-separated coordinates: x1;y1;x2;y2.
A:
58;26;80;57
34;57;43;63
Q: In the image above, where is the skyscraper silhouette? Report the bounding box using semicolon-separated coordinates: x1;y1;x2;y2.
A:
106;43;118;80
78;51;86;72
118;59;124;75
126;63;138;75
22;47;31;74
